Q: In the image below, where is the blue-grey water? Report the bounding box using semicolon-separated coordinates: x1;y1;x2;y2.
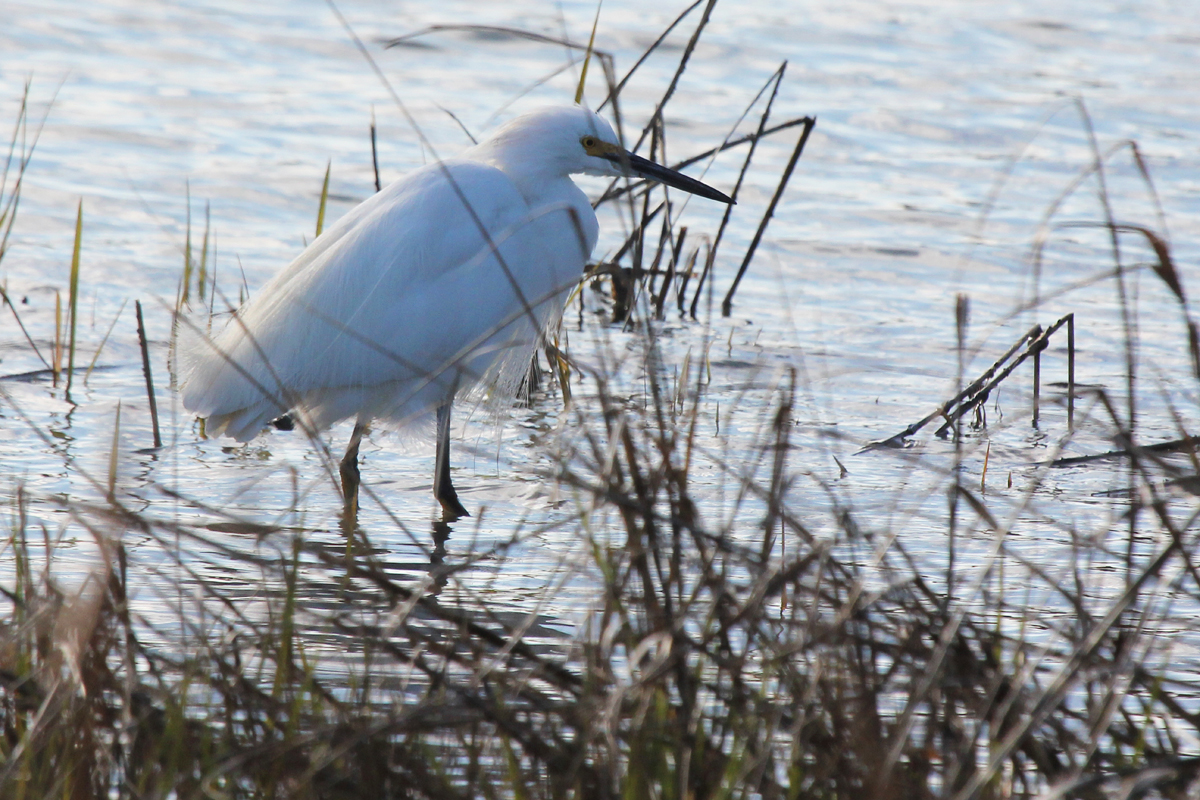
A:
2;0;1200;668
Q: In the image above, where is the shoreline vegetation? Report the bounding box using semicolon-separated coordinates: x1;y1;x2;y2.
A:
5;2;1200;797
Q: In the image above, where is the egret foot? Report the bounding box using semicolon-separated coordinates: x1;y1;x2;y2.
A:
434;401;470;522
340;423;367;523
269;412;295;431
436;485;470;522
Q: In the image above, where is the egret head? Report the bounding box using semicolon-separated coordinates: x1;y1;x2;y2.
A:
573;117;733;204
478;105;734;205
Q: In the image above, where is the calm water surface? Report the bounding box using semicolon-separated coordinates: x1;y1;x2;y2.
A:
2;0;1200;657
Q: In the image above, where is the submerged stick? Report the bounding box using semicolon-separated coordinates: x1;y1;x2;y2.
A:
865;313;1074;449
931;318;1062;439
1068;312;1075;430
1032;342;1041;426
1051;435;1200;467
135;300;162;448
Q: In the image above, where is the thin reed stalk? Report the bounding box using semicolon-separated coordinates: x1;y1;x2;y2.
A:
135;300;162;448
83;298;127;386
52;289;62;386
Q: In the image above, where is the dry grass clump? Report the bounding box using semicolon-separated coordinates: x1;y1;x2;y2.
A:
5;336;1200;799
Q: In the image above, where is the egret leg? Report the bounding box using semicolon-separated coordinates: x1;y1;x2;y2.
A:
434;402;470;521
340;422;367;522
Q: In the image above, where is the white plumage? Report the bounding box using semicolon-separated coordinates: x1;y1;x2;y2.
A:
180;104;731;519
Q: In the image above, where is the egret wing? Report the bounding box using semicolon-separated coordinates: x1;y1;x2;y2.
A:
181;159;587;439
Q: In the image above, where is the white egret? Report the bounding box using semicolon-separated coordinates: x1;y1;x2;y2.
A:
181;104;732;520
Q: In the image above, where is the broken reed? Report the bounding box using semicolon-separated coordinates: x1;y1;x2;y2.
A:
868;311;1078;451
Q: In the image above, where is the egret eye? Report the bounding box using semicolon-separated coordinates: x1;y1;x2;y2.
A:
581;135;598;150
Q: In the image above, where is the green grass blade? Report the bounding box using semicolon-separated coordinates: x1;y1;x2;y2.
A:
315;160;331;238
182;181;193;307
574;1;603;105
198;200;210;302
65;199;82;402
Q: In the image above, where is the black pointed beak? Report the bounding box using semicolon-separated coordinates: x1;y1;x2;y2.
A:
603;150;734;204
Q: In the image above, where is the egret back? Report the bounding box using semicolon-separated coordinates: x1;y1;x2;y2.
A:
181;158;593;441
